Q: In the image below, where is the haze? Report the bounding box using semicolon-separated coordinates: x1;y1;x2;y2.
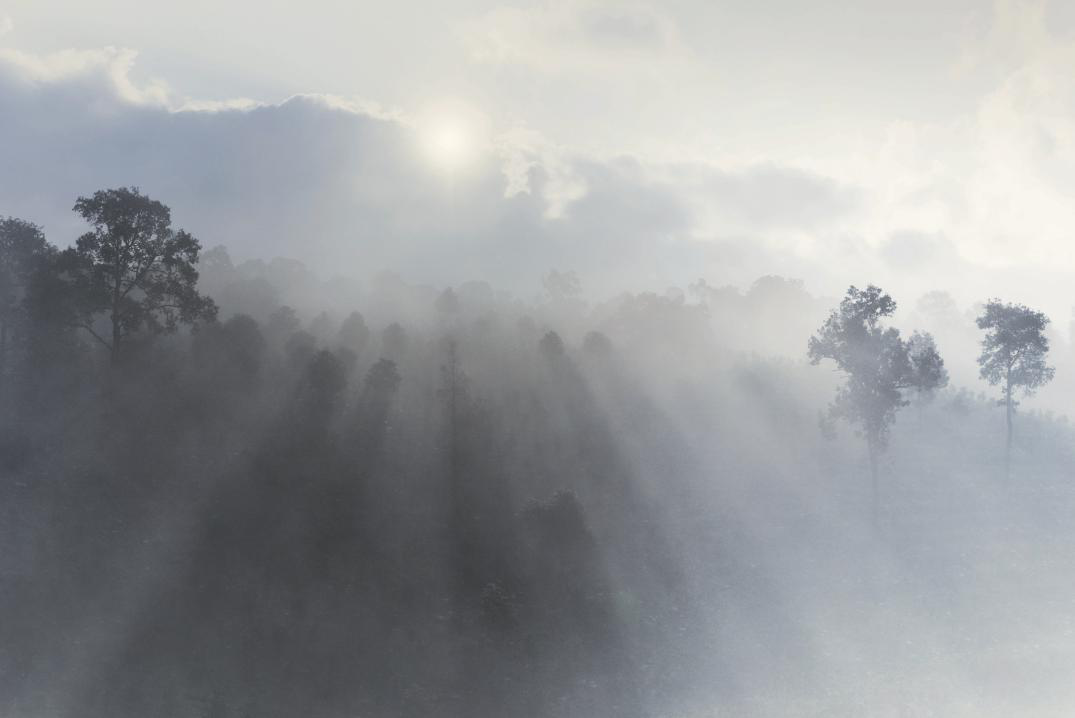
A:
1;2;1074;717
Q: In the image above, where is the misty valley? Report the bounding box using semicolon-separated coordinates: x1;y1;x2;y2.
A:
1;190;1073;717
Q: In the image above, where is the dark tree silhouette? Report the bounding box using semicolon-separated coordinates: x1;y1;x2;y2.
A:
337;311;370;355
582;330;613;359
0;218;53;384
63;187;216;363
351;358;401;460
808;285;944;518
538;330;566;360
364;357;401;396
381;321;408;360
439;337;471;497
976;299;1055;478
266;305;300;347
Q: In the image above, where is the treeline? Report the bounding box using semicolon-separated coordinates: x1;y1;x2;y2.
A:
1;188;1073;717
0;189;696;717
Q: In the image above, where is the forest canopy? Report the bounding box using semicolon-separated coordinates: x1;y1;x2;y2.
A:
1;191;1073;717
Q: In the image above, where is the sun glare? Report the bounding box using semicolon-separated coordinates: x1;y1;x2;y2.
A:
422;120;473;172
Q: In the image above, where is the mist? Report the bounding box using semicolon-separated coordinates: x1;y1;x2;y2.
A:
3;3;1075;717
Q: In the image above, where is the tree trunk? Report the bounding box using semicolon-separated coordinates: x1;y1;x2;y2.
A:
0;318;7;388
111;240;122;365
868;436;879;526
1004;373;1013;482
111;311;121;365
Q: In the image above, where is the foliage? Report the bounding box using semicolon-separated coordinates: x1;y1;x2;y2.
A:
976;300;1055;401
63;187;217;359
807;285;937;454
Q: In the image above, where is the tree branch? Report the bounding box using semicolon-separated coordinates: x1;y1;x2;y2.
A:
73;322;113;352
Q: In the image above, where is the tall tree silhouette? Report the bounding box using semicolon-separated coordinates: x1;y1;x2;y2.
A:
0;217;53;385
808;285;944;519
976;300;1055;479
63;187;216;363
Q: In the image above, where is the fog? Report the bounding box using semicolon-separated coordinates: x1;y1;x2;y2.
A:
2;209;1073;716
3;3;1075;717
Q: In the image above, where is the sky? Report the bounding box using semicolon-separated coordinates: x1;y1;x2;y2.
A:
1;0;1074;332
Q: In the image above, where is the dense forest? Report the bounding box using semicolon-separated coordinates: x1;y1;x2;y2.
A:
2;188;1075;717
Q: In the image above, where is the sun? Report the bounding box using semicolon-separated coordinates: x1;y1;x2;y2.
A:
416;101;488;174
421;119;473;172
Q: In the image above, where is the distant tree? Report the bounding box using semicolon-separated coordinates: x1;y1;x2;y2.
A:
285;330;317;366
196;244;237;293
439;337;472;512
915;290;960;322
0;218;53;381
348;357;402;473
337;311;370;355
436;287;460;316
308;311;334;343
808;285;944;517
266;305;300;347
543;269;587;323
381;322;408;360
582;330;613;359
298;350;348;423
975;300;1055;478
538;330;566;360
906;331;949;404
542;270;582;304
63;187;216;363
192;313;266;392
364;357;401;397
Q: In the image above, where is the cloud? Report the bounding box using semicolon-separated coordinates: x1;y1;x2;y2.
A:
0;46;170;106
880;230;962;270
696;163;862;231
0;16;12;36
459;0;688;73
0;44;875;299
0;45;691;295
935;2;1075;273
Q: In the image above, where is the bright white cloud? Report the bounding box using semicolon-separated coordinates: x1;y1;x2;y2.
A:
0;46;170;106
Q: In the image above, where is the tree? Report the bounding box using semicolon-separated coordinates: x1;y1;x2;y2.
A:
582;330;613;359
381;322;408;360
542;269;582;304
808;285;944;518
975;299;1055;478
538;330;565;360
364;357;401;397
906;331;949;404
64;187;216;363
436;287;460;316
337;311;370;355
266;305;300;348
354;358;402;456
0;218;53;382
